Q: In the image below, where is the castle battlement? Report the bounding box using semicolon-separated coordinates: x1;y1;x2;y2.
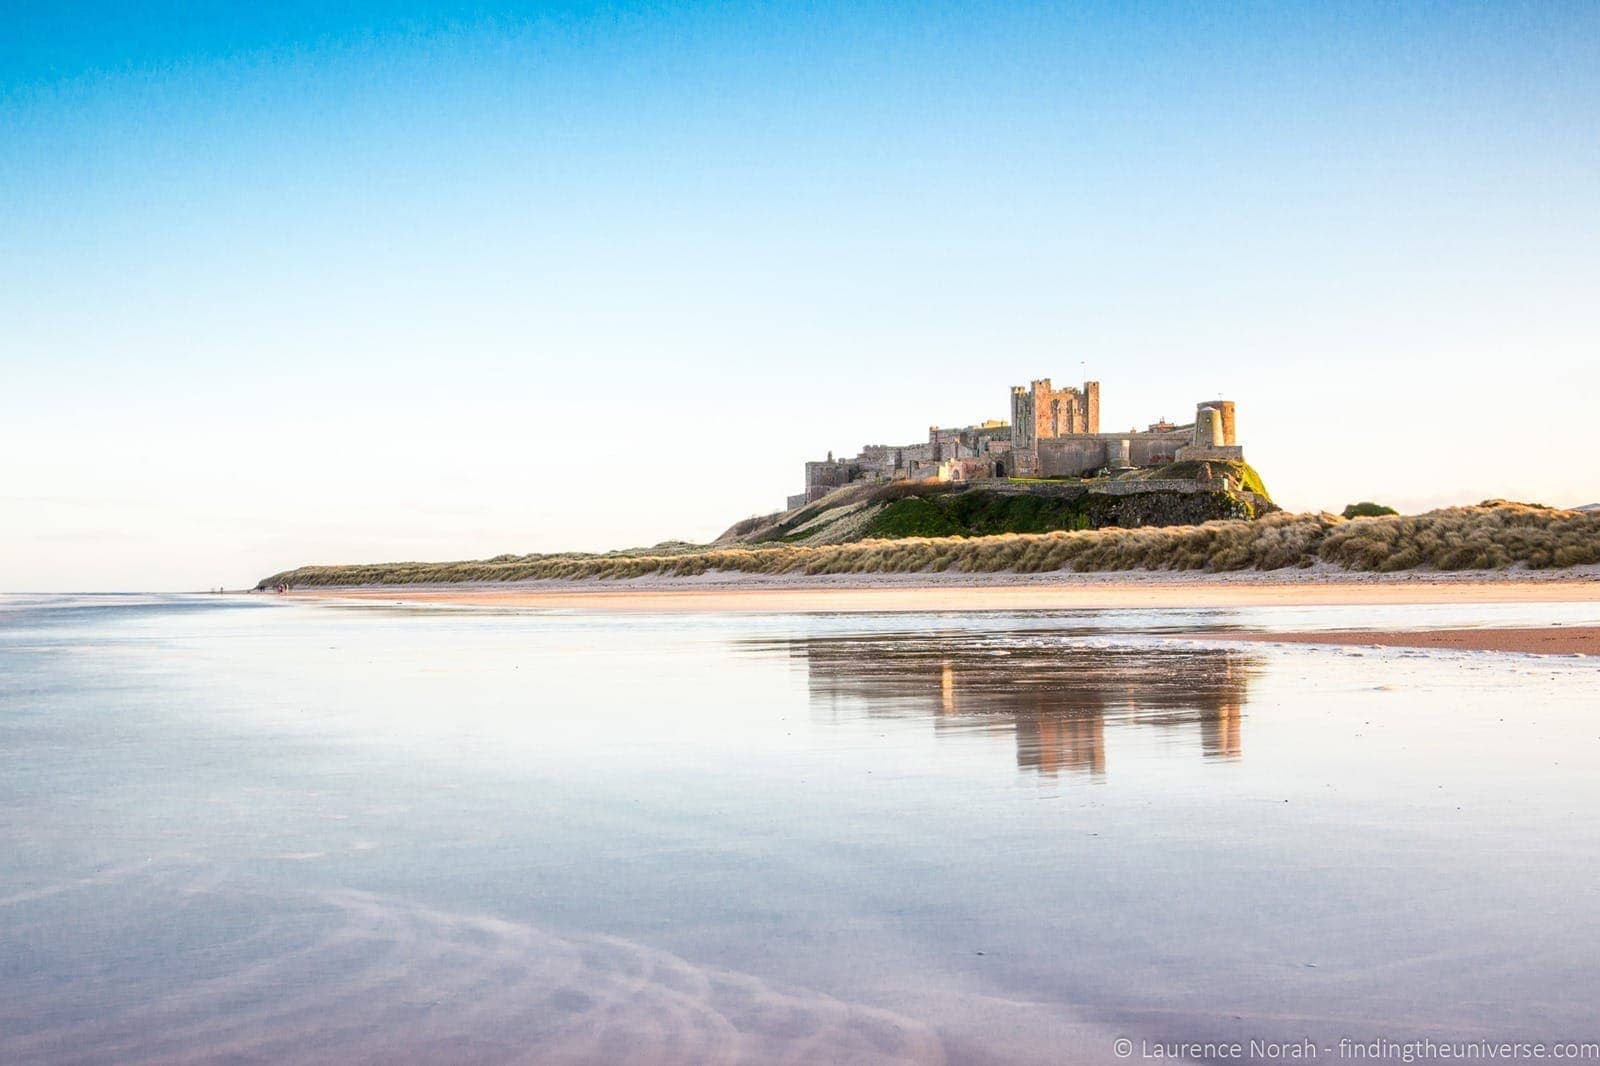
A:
789;377;1243;510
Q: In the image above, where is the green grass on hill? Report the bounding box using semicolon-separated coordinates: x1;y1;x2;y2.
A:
1148;459;1270;499
863;492;1096;538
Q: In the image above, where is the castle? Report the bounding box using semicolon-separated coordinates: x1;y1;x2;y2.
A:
789;377;1244;510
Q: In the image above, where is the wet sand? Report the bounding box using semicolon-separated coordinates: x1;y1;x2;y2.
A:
11;594;1600;1061
283;571;1600;614
1205;625;1600;656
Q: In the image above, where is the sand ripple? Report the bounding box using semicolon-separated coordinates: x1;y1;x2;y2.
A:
0;874;945;1065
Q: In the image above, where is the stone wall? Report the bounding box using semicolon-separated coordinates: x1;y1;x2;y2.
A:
958;475;1241;496
1092;477;1234;496
946;456;1011;480
1175;444;1245;462
1035;428;1188;476
804;460;859;495
939;476;1269;524
929;422;1012;463
1037;437;1108;477
1129;435;1184;466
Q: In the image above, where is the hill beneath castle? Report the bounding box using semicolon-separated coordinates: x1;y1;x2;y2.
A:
717;460;1274;547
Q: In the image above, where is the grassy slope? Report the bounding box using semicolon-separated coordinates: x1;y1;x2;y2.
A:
1150;459;1270;499
857;489;1245;539
862;493;1089;538
259;501;1600;587
729;459;1273;546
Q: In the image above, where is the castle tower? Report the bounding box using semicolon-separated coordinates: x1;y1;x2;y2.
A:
1174;400;1245;464
1211;400;1236;445
1018;377;1100;440
1032;378;1060;440
1009;385;1036;452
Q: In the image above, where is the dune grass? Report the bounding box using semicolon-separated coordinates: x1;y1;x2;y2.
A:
257;501;1600;588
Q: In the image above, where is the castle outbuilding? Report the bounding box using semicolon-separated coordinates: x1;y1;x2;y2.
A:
788;377;1243;510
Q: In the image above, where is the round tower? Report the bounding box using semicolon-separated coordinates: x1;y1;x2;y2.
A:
1211;400;1236;445
1193;405;1223;448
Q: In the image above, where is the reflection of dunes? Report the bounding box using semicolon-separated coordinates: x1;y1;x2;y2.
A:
0;875;945;1065
754;631;1259;777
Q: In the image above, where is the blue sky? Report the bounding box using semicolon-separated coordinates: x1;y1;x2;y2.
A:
3;2;1597;590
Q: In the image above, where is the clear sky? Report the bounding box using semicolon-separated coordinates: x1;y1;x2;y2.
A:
3;1;1597;591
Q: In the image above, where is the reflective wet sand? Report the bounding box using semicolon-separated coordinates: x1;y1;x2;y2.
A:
3;595;1599;1063
1202;624;1600;655
1;871;943;1065
750;632;1258;773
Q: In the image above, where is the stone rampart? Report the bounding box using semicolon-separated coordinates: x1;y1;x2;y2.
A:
964;476;1236;497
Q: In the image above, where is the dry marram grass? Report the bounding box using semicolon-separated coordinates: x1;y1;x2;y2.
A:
259;502;1600;588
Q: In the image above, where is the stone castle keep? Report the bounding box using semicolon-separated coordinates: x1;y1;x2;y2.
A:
789;377;1244;510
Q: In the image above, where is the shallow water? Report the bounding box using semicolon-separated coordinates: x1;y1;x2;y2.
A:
2;594;1599;1064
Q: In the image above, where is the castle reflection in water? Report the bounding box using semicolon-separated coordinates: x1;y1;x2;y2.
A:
749;630;1259;777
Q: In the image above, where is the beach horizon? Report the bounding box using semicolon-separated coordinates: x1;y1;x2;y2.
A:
269;567;1600;654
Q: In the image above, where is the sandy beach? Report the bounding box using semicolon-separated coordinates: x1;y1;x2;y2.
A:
1200;625;1600;656
275;567;1600;655
281;566;1600;611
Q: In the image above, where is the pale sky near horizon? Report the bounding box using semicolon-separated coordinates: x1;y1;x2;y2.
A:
3;1;1597;591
